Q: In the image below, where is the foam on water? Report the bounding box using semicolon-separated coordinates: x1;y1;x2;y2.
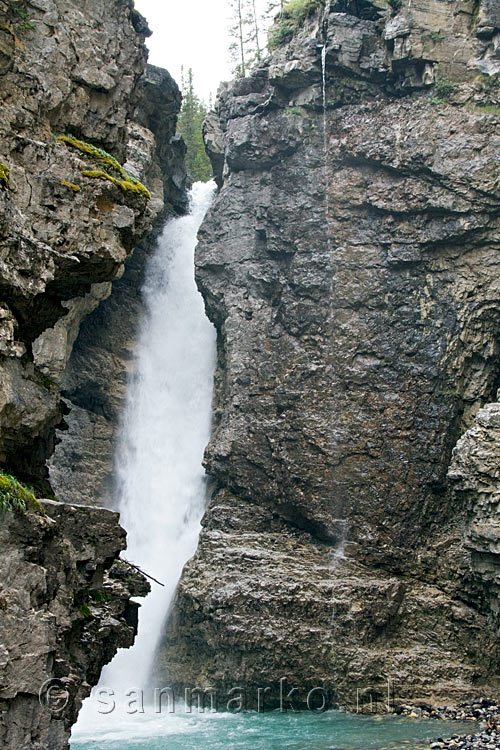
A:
71;708;474;750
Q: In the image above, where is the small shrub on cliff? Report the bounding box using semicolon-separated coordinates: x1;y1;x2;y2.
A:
0;470;42;513
433;75;459;102
268;0;324;50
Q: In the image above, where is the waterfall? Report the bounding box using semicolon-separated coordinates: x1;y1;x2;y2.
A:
73;180;216;729
321;44;327;112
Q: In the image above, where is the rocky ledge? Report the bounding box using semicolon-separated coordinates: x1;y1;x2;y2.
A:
0;501;149;750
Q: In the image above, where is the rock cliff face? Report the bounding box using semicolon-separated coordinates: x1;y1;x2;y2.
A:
160;0;500;708
0;0;186;489
0;501;149;750
0;0;186;745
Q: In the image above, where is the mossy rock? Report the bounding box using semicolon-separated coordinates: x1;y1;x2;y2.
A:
0;160;10;189
56;135;151;200
60;179;80;192
81;169;151;200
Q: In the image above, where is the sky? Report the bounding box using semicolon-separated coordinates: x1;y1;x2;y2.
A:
133;0;270;103
135;0;267;103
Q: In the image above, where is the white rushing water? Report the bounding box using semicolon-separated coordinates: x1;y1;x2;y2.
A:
73;181;217;734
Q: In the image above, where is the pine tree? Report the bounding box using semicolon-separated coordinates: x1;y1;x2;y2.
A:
229;0;286;77
229;0;267;76
229;0;248;77
250;0;262;63
177;68;213;184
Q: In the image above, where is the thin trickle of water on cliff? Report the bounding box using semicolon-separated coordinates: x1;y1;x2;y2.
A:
73;181;216;732
320;8;348;627
321;44;327;112
320;42;331;260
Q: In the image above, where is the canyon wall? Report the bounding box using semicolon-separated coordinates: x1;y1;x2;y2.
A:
0;0;186;745
160;0;500;708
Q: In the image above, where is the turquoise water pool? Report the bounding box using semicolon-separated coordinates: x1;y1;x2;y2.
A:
71;708;473;750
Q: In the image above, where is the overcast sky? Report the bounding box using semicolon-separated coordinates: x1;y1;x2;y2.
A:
134;0;269;103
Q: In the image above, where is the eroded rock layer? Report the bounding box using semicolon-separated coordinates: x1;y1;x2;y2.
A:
160;0;500;708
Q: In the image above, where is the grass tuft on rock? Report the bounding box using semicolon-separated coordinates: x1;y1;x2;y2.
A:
78;602;93;618
0;470;42;513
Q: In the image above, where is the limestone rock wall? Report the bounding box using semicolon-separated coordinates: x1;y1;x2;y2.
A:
48;69;188;507
449;401;500;627
160;0;500;707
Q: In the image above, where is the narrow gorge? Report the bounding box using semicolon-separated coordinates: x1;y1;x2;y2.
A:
0;0;500;748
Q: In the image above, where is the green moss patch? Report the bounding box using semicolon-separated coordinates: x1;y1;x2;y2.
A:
56;135;151;200
81;169;152;199
0;161;10;189
60;179;80;192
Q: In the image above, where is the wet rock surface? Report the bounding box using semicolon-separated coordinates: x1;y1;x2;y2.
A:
160;0;500;708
